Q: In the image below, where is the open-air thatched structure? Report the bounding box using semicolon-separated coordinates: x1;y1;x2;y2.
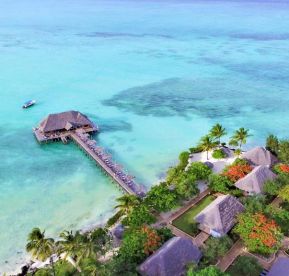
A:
194;195;244;237
39;110;95;134
138;237;202;276
235;165;277;195
242;146;278;167
33;110;97;143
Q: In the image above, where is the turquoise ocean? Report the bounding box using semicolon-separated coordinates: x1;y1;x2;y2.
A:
1;0;289;272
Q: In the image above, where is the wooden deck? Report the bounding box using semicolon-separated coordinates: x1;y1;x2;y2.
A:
69;131;145;196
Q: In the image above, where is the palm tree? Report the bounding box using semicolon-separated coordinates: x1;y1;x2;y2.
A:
57;230;86;270
209;123;227;146
229;127;251;151
26;227;56;276
114;194;141;216
198;135;218;160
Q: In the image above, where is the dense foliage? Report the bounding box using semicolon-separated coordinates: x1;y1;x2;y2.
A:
212;149;227;159
202;236;233;265
223;163;252;182
266;134;279;156
187;162;212;180
123;204;156;228
234;213;282;255
208;174;233;193
278;185;289;202
266;135;289;163
228;255;262;276
187;266;228;276
145;182;178;212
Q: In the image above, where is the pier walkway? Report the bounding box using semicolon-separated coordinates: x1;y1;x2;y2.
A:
70;130;145;197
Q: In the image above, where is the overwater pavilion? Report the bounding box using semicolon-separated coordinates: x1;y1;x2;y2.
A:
33;110;98;143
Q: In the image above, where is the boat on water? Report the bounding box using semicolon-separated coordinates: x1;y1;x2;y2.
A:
22;100;36;109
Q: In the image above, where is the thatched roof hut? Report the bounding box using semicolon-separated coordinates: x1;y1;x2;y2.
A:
138;237;202;276
267;257;289;276
235;165;276;194
242;147;278;167
38;111;94;133
194;195;244;237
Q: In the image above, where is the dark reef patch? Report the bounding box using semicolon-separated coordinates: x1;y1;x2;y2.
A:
230;32;289;41
84;114;133;133
102;78;289;119
77;32;173;40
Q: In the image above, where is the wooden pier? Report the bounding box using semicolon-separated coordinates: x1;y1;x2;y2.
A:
33;111;146;197
70;131;145;196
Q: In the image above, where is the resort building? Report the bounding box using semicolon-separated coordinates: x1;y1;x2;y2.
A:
33;110;98;143
267;256;289;276
242;146;278;167
235;165;276;195
194;195;244;238
138;237;202;276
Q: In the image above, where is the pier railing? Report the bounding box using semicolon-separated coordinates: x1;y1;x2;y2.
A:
69;131;145;197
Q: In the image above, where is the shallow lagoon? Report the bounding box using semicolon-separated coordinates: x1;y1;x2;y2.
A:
0;0;289;272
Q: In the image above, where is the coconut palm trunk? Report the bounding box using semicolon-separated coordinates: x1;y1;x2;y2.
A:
50;257;56;276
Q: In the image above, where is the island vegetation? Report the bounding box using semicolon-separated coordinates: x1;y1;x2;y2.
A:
21;124;289;276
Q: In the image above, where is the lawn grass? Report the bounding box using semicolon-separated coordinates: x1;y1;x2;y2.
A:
172;195;215;237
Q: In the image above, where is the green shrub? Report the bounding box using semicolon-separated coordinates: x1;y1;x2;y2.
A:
232;158;249;166
212;149;227;159
178;151;190;170
208;174;233;193
278;140;289;163
123;204;156;228
228;255;262;276
145;182;178;212
187;162;212;180
175;173;199;200
189;147;203;154
266;134;279;156
202;236;233;265
106;211;123;228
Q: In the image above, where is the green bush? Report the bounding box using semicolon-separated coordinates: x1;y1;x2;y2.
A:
212;149;227;159
187;162;212;180
123;204;156;228
278;140;289;163
232;158;249;166
228;255;262;276
34;260;76;276
189;147;203;154
266;134;279;156
202;236;233;265
106;211;123;228
208;174;233;193
178;151;190;170
145;182;178;212
175;173;199;200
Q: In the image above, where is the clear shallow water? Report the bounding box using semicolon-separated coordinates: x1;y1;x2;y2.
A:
1;0;289;272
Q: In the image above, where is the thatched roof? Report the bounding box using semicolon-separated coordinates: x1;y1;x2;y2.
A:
267;257;289;276
242;147;278;167
235;165;276;194
38;111;93;133
194;195;244;236
138;237;202;276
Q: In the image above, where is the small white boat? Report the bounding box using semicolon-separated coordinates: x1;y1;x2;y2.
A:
22;100;36;109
